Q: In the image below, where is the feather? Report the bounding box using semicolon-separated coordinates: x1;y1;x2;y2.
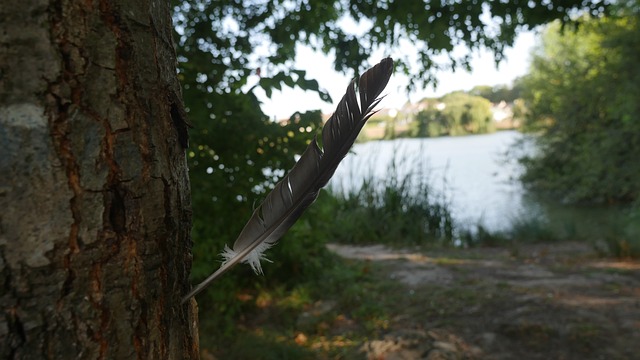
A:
182;57;393;303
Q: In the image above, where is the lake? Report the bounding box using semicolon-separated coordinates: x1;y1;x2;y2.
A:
330;130;634;240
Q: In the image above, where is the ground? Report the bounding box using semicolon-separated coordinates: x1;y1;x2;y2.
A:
324;242;640;360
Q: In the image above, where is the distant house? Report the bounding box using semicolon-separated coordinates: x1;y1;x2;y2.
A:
489;100;522;129
491;101;513;123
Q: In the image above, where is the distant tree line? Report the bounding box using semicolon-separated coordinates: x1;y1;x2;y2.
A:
469;84;523;104
409;92;495;137
369;85;525;140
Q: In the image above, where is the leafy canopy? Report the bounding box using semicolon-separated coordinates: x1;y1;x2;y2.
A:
174;0;612;93
520;8;640;203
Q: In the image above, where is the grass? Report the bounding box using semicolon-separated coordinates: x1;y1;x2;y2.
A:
197;257;399;359
319;155;455;247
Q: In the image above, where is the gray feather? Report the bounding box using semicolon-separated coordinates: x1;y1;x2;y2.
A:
182;58;393;303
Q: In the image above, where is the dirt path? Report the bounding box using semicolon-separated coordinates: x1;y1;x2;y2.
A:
327;242;640;360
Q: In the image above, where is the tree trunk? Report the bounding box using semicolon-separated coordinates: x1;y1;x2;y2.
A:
0;1;198;358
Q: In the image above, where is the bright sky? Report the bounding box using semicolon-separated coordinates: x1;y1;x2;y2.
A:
256;30;537;120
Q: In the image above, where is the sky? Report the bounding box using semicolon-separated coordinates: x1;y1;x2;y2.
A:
255;30;538;120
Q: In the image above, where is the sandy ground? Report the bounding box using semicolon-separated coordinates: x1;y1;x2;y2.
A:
327;242;640;360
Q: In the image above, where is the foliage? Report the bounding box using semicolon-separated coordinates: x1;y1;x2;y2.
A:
519;11;640;204
411;92;494;137
170;0;620;349
469;83;524;103
195;199;341;340
186;108;324;338
188;108;322;282
511;98;528;123
172;0;616;282
173;0;611;94
197;253;395;358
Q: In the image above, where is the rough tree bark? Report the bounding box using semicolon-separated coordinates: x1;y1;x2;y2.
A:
0;1;199;358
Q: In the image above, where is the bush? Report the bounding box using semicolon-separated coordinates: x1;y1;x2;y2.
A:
519;14;640;204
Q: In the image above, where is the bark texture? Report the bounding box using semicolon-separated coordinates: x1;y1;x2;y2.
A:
0;0;198;358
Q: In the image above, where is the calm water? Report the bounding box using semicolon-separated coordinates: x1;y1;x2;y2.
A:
331;131;526;232
330;131;633;238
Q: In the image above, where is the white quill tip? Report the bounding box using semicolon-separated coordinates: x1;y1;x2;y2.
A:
221;243;274;275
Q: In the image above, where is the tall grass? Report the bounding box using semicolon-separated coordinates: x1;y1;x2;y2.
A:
314;154;455;247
